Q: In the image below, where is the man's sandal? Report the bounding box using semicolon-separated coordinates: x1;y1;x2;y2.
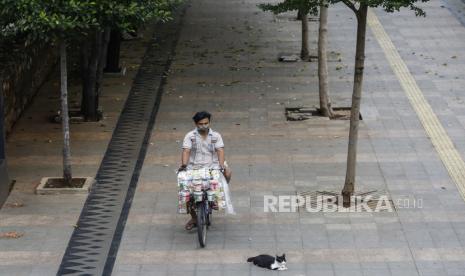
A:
185;219;197;230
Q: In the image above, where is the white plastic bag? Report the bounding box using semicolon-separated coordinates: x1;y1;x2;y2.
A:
218;173;235;215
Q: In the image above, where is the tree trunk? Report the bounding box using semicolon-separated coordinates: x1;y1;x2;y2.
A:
318;2;334;118
104;29;122;73
81;30;110;122
94;27;111;112
297;9;303;21
60;42;72;185
301;12;309;61
342;5;368;207
81;32;100;121
80;37;90;116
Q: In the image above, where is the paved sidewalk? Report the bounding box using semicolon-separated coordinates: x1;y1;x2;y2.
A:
2;0;465;275
112;0;465;276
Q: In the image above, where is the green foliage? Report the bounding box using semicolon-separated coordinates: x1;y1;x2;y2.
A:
258;0;320;16
96;0;180;31
1;0;97;40
332;0;428;16
0;0;181;42
372;0;428;16
258;0;428;18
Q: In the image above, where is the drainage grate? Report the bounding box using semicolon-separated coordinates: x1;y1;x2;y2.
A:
56;5;187;276
297;190;395;212
278;54;300;62
285;107;362;121
285;107;321;121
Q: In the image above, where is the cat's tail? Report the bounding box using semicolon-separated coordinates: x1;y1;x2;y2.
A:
247;257;255;262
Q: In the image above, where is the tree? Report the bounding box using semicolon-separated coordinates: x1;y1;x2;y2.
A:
317;1;334;117
258;0;334;116
59;42;73;183
0;0;177;183
259;0;318;60
104;29;123;73
0;0;100;184
80;28;109;121
334;0;428;206
78;0;176;121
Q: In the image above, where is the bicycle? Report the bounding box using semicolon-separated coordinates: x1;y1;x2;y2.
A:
178;169;223;248
192;188;212;248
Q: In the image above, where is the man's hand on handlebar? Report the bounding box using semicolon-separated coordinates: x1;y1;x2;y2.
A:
177;164;187;173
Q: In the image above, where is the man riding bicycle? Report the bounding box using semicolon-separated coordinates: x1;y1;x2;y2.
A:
178;111;232;230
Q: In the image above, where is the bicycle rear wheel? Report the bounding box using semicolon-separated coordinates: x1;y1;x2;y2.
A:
196;201;207;247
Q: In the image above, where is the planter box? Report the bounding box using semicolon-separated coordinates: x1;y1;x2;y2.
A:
36;177;94;195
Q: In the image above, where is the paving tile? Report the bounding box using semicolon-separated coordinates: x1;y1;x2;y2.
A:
7;0;465;275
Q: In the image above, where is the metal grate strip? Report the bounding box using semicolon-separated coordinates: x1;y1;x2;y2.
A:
57;5;187;276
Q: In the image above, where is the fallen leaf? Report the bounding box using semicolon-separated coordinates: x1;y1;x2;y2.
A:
4;202;24;208
0;231;23;239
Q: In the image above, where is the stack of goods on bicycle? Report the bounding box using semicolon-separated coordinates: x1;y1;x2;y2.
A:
177;168;229;214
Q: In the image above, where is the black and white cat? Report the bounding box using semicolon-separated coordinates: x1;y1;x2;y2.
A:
247;254;287;270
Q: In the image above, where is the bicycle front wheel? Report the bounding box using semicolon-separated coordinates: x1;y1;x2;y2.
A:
196;201;207;248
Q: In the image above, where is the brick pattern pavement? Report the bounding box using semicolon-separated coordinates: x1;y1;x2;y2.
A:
2;0;465;275
112;0;465;275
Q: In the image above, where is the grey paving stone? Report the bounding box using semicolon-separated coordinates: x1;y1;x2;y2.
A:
443;261;465;276
415;260;447;274
168;271;195;276
0;266;31;276
140;264;169;275
113;265;142;276
388;261;419;276
334;269;363;276
29;266;62;276
223;270;250;276
306;271;335;276
16;0;459;275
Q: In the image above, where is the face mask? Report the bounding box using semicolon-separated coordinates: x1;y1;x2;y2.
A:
197;125;209;132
